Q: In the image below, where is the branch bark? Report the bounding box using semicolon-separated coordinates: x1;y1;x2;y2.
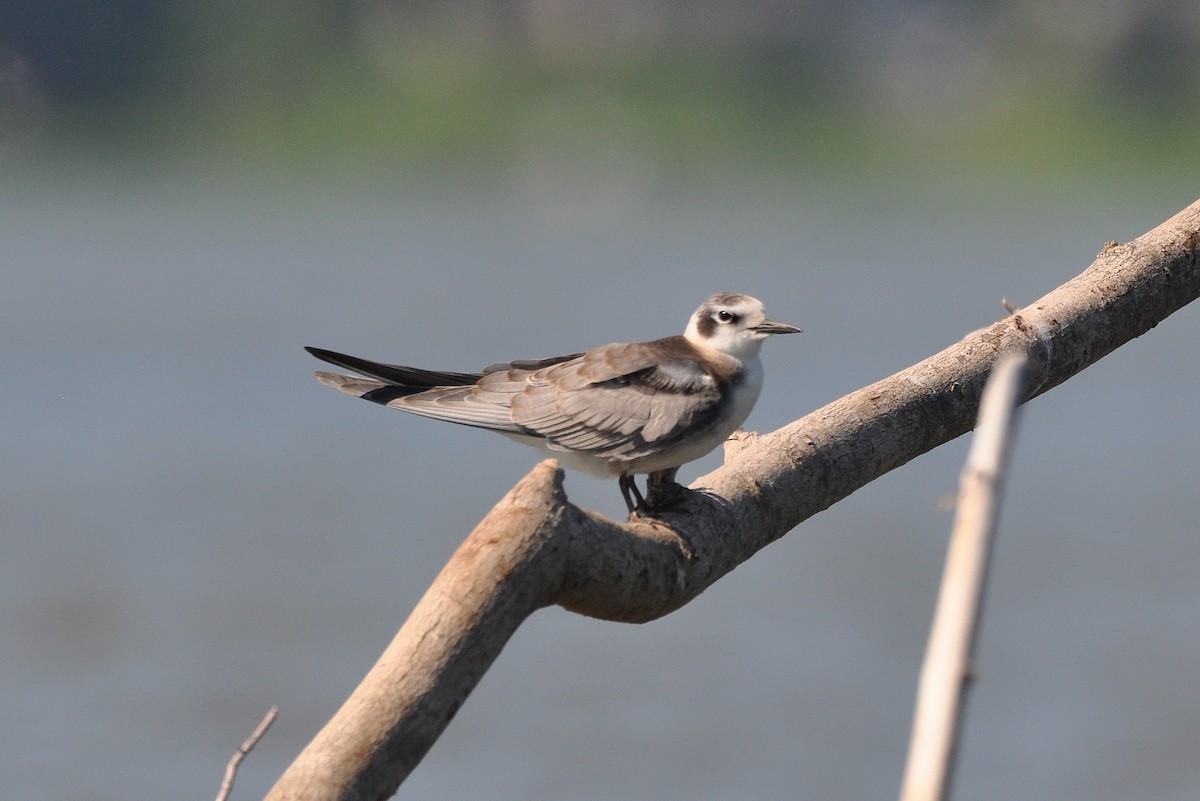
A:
266;200;1200;801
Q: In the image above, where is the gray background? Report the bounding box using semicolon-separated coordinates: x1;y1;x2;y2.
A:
3;2;1198;798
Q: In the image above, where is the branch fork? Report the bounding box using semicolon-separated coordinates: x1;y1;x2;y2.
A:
266;200;1200;801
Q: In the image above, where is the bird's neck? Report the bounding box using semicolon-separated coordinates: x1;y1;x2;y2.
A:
685;333;764;366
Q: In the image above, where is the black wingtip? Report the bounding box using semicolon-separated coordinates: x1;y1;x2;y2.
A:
305;346;485;388
305;346;344;365
361;385;427;404
305;346;394;380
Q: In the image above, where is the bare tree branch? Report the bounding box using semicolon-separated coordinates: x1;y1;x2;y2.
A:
265;201;1200;801
218;706;278;801
899;352;1027;801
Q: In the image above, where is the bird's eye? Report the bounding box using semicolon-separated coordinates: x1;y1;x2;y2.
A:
716;310;736;324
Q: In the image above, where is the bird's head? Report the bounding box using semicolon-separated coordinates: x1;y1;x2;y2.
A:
684;292;801;359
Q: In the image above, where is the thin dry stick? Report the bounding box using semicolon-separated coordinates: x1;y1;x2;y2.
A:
899;352;1027;801
216;706;279;801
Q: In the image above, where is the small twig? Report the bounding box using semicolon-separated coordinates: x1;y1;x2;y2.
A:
899;352;1027;801
216;706;279;801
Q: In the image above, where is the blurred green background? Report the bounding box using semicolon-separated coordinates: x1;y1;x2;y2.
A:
3;0;1198;179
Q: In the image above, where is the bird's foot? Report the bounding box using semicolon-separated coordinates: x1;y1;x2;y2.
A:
624;468;687;517
642;481;689;513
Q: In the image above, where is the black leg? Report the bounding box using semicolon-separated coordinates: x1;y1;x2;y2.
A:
618;473;645;514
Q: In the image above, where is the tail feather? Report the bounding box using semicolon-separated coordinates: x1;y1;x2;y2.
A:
312;370;523;430
313;370;416;401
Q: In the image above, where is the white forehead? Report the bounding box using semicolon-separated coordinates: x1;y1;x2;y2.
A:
703;292;761;312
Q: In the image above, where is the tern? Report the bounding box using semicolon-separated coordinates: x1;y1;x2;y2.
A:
307;292;799;514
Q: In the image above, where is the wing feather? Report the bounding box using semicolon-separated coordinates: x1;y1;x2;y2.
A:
507;337;731;462
389;386;521;430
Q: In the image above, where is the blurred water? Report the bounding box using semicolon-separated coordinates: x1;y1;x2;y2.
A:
2;167;1198;801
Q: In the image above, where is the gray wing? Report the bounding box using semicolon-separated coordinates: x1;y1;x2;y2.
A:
503;337;728;460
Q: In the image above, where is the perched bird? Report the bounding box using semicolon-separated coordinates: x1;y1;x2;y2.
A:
307;292;799;514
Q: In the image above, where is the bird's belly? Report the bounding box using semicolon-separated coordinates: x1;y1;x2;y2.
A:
501;428;731;478
498;432;623;477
